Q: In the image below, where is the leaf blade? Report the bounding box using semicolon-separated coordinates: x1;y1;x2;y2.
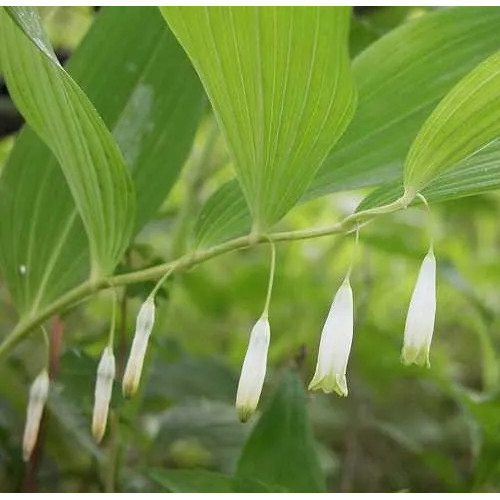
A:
0;6;203;315
162;6;356;230
236;371;326;493
0;6;135;277
404;47;500;197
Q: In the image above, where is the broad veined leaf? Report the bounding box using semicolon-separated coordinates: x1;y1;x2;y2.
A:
194;180;251;249
236;371;326;493
161;6;357;231
0;6;203;316
0;7;135;278
192;7;500;247
403;47;500;198
313;6;500;199
358;139;500;211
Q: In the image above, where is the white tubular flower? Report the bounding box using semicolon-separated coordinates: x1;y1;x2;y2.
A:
23;370;49;461
236;316;270;422
122;298;155;398
309;278;354;397
401;249;436;367
92;346;115;443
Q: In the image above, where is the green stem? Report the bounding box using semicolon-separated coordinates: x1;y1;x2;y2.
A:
0;195;408;359
41;326;50;370
148;265;176;300
262;239;276;317
345;226;360;281
416;192;434;252
108;288;117;348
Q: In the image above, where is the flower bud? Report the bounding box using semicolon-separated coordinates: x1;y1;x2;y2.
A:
23;370;49;461
122;298;155;398
401;249;436;367
92;347;115;443
309;278;353;397
236;316;270;422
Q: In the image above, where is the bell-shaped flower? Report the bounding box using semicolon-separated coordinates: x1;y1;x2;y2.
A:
92;346;115;443
23;369;49;461
309;278;353;397
401;249;436;367
122;297;155;397
235;315;270;422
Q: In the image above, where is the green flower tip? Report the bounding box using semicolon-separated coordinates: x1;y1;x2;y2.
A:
237;405;254;423
401;345;430;368
308;373;348;397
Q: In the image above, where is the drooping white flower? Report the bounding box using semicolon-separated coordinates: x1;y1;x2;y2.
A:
23;370;49;461
122;298;155;397
309;278;353;397
401;249;436;367
92;346;115;443
235;315;270;422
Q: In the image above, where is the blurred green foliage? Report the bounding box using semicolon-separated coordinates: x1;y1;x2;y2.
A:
1;5;500;494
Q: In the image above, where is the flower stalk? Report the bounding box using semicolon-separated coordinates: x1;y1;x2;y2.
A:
92;290;117;442
235;241;275;421
309;229;358;396
401;194;437;367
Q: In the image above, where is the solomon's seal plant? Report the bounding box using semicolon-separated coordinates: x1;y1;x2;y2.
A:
2;7;500;491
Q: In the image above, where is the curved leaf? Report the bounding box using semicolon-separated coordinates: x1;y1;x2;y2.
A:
0;7;203;316
0;7;135;278
404;48;500;197
311;6;500;199
358;139;500;211
161;6;356;231
194;179;250;249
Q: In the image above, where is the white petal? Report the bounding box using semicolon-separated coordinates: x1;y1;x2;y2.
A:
236;316;270;421
402;250;436;367
23;370;49;461
309;278;353;396
136;298;155;335
122;298;156;397
92;347;115;443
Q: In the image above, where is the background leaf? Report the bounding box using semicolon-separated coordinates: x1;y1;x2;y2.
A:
161;6;356;231
193;7;500;247
148;468;234;493
0;6;135;277
0;6;203;315
236;370;326;493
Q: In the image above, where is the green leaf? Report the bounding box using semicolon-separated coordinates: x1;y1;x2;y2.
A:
0;7;203;315
236;371;326;493
0;7;135;278
403;47;500;198
161;6;356;231
148;468;234;493
194;179;250;248
313;6;500;200
147;468;277;493
193;7;500;247
358;139;500;211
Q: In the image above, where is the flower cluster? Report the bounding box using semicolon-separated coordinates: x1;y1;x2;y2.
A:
234;244;437;421
21;230;436;453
